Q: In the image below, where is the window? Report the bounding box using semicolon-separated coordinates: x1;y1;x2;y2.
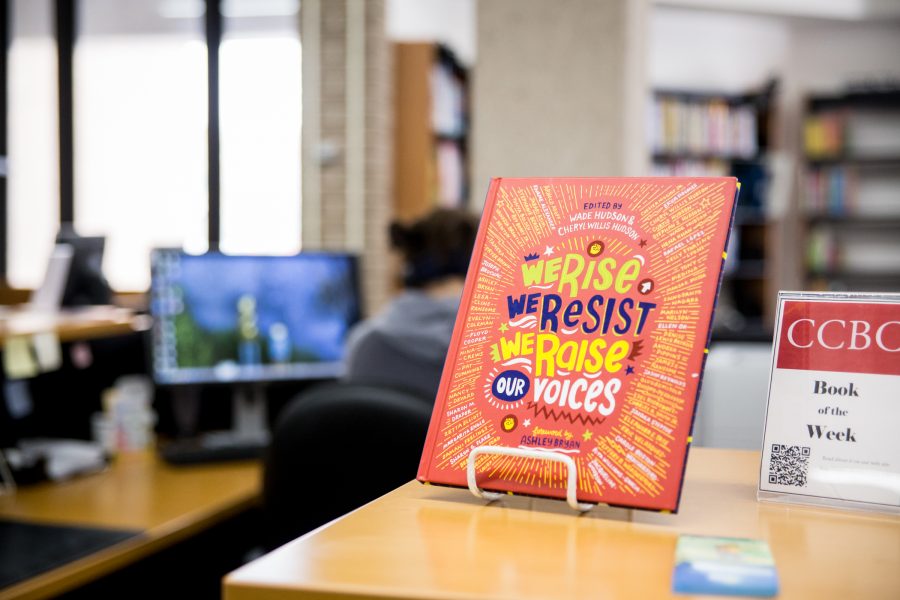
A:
219;0;301;255
74;0;208;291
7;0;59;289
4;0;302;292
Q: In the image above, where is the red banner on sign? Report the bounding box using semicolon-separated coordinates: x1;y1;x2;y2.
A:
776;300;900;375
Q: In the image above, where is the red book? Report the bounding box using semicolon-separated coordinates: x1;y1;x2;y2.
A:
417;177;739;512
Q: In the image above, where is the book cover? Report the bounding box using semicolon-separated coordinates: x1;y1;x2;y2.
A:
417;177;739;511
672;535;779;597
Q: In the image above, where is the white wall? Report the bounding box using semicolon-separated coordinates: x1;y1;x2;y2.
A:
385;0;476;65
650;7;789;93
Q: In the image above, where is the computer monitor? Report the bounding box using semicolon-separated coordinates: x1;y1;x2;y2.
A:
149;250;363;457
55;228;112;307
149;250;362;387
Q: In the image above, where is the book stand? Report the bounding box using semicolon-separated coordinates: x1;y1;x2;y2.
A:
466;445;595;513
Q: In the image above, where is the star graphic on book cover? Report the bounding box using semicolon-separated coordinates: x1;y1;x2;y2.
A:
499;322;509;332
639;238;647;247
543;245;555;256
582;430;593;441
626;365;635;375
523;419;531;427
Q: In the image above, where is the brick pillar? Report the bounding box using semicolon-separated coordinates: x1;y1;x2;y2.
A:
301;0;393;314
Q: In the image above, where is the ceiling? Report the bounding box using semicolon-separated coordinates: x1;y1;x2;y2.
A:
654;0;900;21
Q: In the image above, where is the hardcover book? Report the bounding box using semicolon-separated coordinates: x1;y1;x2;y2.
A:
417;177;739;511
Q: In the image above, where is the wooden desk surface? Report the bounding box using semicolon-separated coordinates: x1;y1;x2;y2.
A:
225;448;900;600
0;305;150;345
0;451;261;600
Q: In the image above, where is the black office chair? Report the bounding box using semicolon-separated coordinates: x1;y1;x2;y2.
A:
262;382;433;550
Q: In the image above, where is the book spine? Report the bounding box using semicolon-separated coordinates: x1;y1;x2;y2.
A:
417;176;504;481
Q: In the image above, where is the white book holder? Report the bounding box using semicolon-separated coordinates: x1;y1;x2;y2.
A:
466;445;595;513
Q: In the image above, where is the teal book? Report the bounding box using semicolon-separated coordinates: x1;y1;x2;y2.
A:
673;535;779;597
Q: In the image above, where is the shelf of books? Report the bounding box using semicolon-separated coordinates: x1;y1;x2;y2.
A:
393;43;469;221
802;89;900;293
649;85;775;341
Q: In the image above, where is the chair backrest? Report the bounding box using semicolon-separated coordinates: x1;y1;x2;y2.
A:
262;382;433;550
693;342;772;450
343;326;446;401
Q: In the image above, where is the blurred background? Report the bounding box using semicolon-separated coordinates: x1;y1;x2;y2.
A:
4;0;899;333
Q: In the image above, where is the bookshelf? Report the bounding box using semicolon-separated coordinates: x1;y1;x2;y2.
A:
649;85;776;341
802;89;900;293
393;43;469;221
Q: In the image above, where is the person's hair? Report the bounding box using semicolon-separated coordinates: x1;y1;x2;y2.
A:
390;208;479;288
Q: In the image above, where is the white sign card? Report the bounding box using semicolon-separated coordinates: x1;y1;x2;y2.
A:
758;291;900;514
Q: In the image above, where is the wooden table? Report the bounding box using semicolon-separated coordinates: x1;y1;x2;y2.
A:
0;305;150;346
225;448;899;600
0;451;261;600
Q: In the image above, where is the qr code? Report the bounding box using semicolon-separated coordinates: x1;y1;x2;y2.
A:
768;444;811;487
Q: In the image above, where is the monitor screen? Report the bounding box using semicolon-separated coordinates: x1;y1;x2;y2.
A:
55;228;112;306
150;250;362;385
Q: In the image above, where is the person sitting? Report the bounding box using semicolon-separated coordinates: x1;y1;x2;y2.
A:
343;208;479;401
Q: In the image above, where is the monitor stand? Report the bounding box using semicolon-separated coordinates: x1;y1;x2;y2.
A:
206;385;271;447
162;385;271;464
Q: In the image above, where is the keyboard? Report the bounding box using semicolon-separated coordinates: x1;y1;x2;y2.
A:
0;520;139;588
158;435;267;465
